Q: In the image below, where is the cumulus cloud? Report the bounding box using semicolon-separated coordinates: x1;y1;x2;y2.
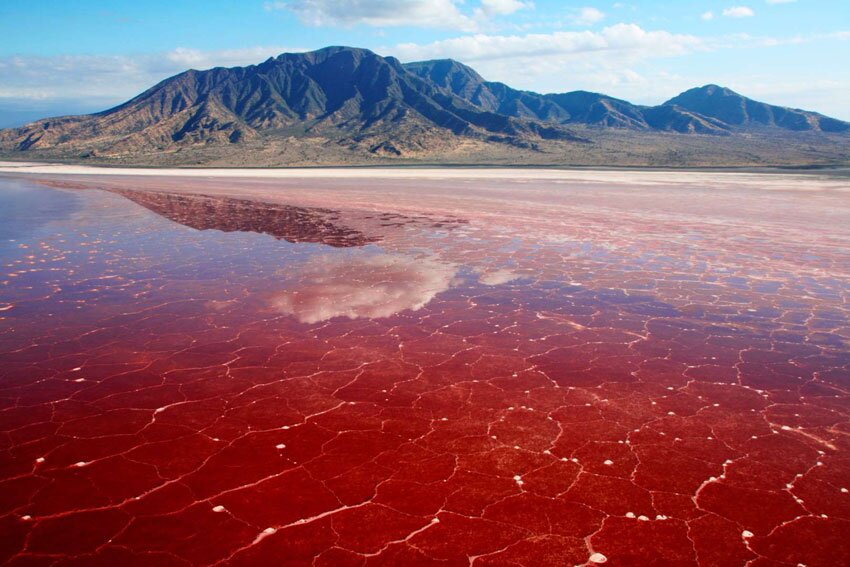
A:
723;6;755;18
393;24;703;63
272;253;457;323
273;0;478;31
477;0;533;17
570;7;606;26
701;11;715;21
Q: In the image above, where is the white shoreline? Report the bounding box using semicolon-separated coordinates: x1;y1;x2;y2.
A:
0;161;846;192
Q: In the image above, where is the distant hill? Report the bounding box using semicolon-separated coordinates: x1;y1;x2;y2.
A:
664;85;849;133
1;46;848;166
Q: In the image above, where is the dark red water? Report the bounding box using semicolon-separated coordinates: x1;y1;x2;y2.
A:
1;173;848;566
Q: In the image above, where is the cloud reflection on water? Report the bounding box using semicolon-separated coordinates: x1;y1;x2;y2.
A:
273;252;457;323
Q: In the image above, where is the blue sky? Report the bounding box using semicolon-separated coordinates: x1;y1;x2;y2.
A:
0;0;848;126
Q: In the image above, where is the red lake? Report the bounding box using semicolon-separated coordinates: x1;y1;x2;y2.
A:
0;168;848;566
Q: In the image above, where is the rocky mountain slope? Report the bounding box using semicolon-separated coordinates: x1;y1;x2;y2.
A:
663;84;849;132
1;46;847;166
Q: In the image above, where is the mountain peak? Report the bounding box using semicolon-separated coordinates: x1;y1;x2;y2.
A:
404;59;485;81
665;84;848;132
402;59;487;100
675;84;740;99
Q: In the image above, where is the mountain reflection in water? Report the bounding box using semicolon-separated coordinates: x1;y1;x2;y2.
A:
114;189;380;247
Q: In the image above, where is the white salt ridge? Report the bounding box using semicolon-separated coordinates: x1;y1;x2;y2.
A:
74;461;87;467
625;512;636;518
212;505;225;513
588;552;608;563
35;457;45;463
603;459;614;466
742;530;754;538
275;444;286;449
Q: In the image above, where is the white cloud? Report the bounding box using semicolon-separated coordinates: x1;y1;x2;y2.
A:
477;0;533;17
765;0;796;4
393;24;703;63
722;6;755;18
701;11;715;21
570;7;606;26
274;0;477;31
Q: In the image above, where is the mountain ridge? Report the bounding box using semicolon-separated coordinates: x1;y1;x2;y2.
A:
1;46;848;166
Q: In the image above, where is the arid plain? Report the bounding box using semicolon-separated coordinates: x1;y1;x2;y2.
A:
0;164;848;566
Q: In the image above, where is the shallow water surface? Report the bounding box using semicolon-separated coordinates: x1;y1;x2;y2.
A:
0;174;848;566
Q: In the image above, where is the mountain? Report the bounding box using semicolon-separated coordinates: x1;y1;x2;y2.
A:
0;47;581;159
404;59;846;136
665;85;849;133
404;59;571;123
1;47;848;166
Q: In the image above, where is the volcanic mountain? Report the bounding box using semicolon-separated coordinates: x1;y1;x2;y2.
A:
1;46;848;166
